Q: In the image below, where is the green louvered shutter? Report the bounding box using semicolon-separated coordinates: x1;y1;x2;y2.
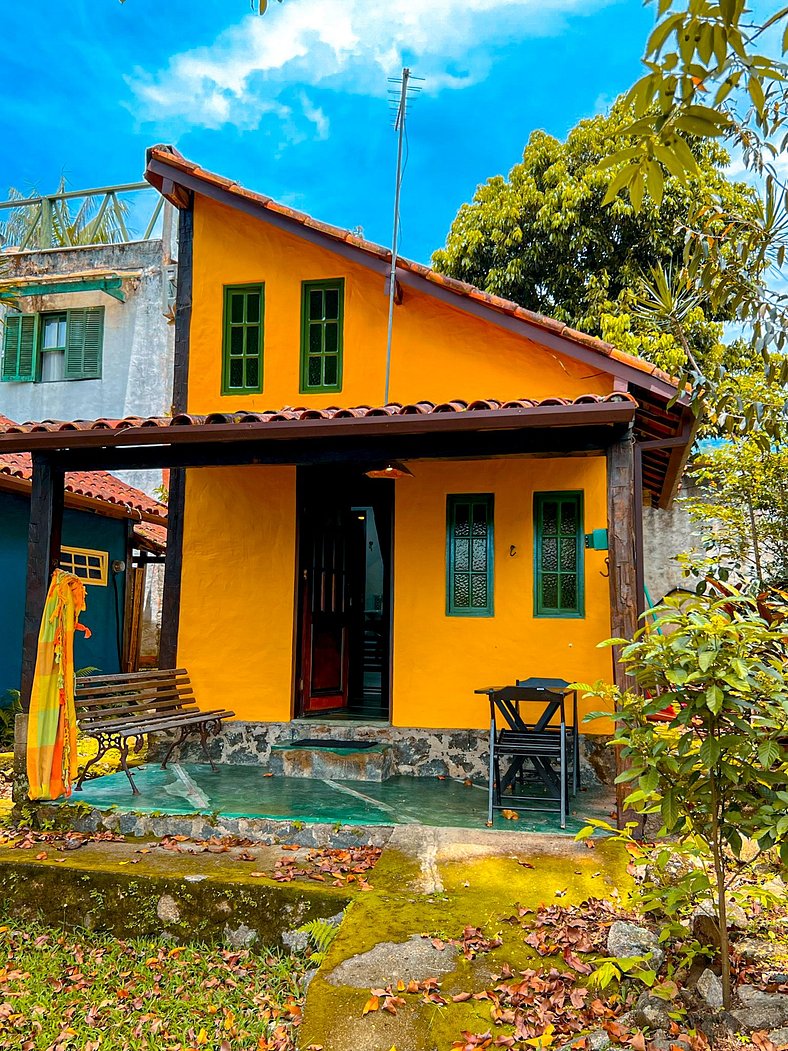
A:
65;307;103;379
1;314;37;382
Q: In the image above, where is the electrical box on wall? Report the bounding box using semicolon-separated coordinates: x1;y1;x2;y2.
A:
584;529;609;551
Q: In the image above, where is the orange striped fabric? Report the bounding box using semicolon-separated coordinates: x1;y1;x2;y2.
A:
27;571;91;801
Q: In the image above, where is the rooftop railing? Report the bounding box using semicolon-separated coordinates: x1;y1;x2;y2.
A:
0;182;165;251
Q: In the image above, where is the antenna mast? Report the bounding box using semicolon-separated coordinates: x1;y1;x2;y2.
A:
384;67;420;405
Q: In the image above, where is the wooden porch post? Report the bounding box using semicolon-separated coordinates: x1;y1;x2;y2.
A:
15;455;64;799
159;195;193;670
21;454;65;709
606;434;639;826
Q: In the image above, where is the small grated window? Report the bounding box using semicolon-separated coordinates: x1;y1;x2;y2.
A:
534;492;584;617
446;494;494;617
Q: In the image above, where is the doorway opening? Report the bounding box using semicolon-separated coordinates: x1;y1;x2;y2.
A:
295;466;393;721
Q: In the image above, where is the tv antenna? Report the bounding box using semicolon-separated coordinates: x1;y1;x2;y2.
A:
384;67;423;404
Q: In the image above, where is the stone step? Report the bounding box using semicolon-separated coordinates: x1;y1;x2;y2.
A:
0;838;354;948
268;739;397;781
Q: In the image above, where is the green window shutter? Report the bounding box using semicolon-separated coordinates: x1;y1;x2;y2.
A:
446;494;494;617
222;284;264;395
534;492;584;618
1;314;37;382
300;279;344;393
65;307;103;380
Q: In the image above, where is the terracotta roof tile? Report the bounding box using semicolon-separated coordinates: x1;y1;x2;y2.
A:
145;145;680;392
0;394;636;438
0;444;167;524
133;520;167;554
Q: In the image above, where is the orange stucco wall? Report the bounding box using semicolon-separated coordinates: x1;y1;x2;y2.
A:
187;195;614;414
177;458;612;728
393;457;612;730
178;466;296;722
176;194;619;728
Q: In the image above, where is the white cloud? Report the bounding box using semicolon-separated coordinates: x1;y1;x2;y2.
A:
299;93;329;139
128;0;609;130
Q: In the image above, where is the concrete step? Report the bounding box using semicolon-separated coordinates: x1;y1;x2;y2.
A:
268;739;397;781
0;836;356;947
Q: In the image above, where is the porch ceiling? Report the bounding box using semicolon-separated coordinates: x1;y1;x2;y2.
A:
0;392;692;502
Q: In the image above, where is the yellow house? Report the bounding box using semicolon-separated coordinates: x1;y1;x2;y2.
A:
2;146;693;771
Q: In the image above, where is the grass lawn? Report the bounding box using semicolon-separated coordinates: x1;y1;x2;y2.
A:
0;923;308;1051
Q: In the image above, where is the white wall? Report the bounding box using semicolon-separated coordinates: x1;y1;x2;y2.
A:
0;237;175;660
0;240;174;446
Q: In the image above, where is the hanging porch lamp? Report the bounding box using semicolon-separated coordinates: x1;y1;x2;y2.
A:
364;461;413;479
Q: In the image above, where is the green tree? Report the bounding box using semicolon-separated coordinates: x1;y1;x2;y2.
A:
432;103;759;376
683;425;788;587
602;2;788;425
583;591;788;1009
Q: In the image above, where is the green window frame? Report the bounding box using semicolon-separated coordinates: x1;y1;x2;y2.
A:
222;284;264;395
300;278;344;393
63;307;103;380
1;313;37;382
1;307;103;383
534;491;584;618
446;494;494;617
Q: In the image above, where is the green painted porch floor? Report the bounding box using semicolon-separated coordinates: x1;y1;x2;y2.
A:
65;763;616;835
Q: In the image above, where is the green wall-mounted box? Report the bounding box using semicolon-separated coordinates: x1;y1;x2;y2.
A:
584;528;609;551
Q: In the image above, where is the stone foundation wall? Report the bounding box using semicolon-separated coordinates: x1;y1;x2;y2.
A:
150;721;614;785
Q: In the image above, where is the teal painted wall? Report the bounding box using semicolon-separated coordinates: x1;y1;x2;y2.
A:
0;492;127;695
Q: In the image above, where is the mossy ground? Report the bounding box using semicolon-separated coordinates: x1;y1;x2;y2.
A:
0;841;353;946
299;831;630;1051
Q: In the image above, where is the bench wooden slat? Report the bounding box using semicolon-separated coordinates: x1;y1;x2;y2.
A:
78;668;189;685
77;676;190;699
78;701;200;724
85;709;234;735
76;688;195;710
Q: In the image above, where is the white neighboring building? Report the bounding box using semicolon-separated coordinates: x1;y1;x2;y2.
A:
0;235;175;494
0;194;176;662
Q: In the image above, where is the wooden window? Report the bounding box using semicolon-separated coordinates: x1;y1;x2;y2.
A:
63;307;103;380
39;312;68;382
534;492;584;617
1;307;103;384
300;279;344;393
1;313;37;382
60;547;109;586
446;494;494;617
222;284;264;395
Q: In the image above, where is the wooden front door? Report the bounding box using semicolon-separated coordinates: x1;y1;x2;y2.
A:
299;505;352;714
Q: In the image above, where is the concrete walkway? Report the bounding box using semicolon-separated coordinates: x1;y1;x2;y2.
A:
299;825;629;1051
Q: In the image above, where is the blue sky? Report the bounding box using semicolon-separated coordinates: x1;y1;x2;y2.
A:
1;0;656;264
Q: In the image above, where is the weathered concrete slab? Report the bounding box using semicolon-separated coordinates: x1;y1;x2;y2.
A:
298;826;631;1051
326;935;459;987
0;839;354;948
269;743;397;782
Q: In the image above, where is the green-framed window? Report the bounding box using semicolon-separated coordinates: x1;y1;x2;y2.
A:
534;492;584;617
446;494;494;617
1;313;37;382
222;284;264;395
300;279;344;393
1;307;103;383
63;307;103;381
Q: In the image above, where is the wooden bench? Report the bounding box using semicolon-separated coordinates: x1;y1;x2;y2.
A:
74;668;234;795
